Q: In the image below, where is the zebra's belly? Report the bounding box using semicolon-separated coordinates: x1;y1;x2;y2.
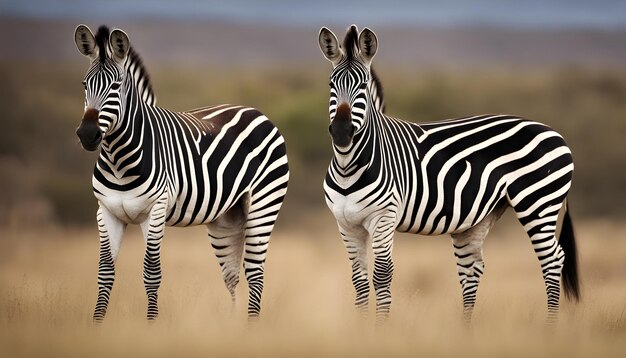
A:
164;205;219;227
395;196;506;235
396;216;479;235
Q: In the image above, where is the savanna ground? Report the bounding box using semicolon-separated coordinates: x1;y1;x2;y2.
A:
1;213;625;357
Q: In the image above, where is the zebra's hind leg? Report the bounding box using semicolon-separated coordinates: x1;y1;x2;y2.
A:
93;206;126;322
512;202;566;323
451;205;506;323
207;194;248;308
243;190;286;318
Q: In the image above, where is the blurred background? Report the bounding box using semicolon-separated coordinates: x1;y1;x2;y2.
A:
1;0;625;228
1;1;626;356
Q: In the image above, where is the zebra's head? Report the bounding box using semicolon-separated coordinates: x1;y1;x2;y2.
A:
318;25;378;148
74;24;131;151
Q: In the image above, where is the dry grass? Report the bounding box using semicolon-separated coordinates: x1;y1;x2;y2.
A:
1;214;625;357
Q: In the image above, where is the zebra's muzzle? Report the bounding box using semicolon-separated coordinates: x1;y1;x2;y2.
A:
329;102;355;147
77;108;102;151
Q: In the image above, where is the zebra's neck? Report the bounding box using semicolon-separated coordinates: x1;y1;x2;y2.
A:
96;47;158;182
96;79;154;184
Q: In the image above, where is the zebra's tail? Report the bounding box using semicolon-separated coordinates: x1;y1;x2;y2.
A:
560;203;580;301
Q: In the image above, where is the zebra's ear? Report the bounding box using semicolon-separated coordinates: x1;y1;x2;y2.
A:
74;24;98;60
319;27;342;66
109;29;130;65
358;28;378;65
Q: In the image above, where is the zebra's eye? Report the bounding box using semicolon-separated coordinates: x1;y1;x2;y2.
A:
82;81;87;90
359;82;368;90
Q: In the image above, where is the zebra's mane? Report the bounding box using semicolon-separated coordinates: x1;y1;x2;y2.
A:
342;25;386;113
342;25;359;61
94;25;110;64
370;66;386;113
94;25;155;105
127;47;155;104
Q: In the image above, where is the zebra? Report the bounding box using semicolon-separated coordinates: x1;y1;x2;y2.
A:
317;25;579;322
73;24;289;321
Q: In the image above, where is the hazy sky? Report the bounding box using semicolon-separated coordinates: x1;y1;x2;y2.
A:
2;0;626;28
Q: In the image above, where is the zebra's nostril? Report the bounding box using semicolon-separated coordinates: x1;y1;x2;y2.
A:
76;126;87;139
328;124;333;135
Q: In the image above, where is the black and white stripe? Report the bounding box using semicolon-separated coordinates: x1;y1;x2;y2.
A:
318;25;579;322
75;25;289;321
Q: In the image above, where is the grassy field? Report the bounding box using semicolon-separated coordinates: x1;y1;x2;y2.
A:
1;214;625;357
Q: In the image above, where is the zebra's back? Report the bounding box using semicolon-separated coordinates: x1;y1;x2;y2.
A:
398;114;573;235
164;105;289;226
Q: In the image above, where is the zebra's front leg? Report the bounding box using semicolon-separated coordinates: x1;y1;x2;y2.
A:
370;214;396;322
340;226;370;312
140;198;168;320
93;206;126;322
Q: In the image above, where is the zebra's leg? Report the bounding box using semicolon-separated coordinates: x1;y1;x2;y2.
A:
243;192;285;318
339;225;370;312
512;202;565;323
207;194;247;306
93;205;126;322
369;213;396;322
450;206;505;322
139;197;168;320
